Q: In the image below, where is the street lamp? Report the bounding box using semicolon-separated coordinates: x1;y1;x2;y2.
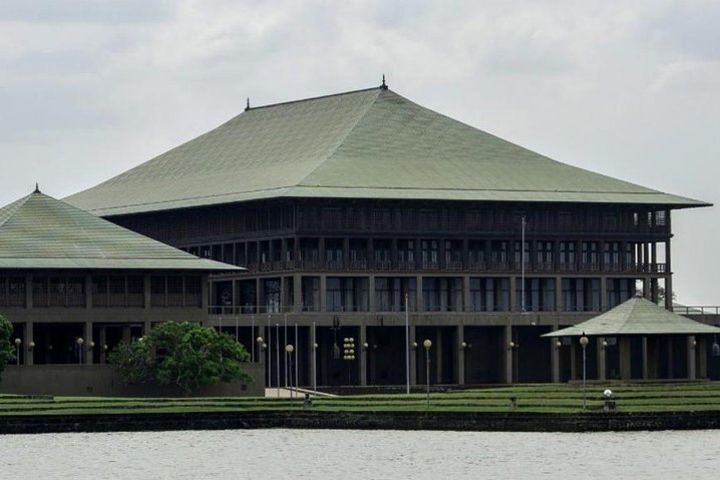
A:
423;339;432;407
579;332;589;410
343;337;356;385
256;336;264;363
14;338;21;366
76;337;84;365
285;344;294;399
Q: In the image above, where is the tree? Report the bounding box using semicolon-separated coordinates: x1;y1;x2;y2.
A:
0;315;15;381
109;321;251;395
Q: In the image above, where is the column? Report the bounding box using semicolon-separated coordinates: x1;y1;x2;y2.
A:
359;323;367;386
122;326;132;343
642;337;649;380
293;274;302;312
509;276;517;312
368;275;376;312
319;275;327;312
436;327;443;382
99;327;107;364
84;321;93;365
698;337;708;379
647;336;658;379
551;326;560;383
597;337;606;381
600;276;608;311
619;337;631;380
24;320;34;366
665;237;673;310
85;275;93;309
143;274;152;309
457;325;465;385
687;336;697;380
555;277;563;312
463;275;471;312
570;343;578;381
504;325;513;384
667;337;674;378
415;276;423;312
25;275;33;309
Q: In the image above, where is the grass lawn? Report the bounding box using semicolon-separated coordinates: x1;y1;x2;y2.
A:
3;383;720;416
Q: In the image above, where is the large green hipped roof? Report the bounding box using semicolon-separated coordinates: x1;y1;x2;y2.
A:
0;191;240;271
66;86;709;216
543;297;720;337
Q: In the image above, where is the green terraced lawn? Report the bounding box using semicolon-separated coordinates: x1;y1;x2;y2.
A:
3;383;720;416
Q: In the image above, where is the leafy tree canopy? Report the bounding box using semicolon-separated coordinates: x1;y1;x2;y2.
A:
0;315;15;381
109;321;251;394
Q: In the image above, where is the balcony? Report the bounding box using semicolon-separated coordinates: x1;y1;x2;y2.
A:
240;259;667;276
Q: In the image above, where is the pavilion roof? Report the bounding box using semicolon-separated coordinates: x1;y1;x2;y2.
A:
543;297;720;337
65;85;709;217
0;190;240;271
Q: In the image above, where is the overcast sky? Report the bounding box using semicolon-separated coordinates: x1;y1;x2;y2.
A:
1;0;718;304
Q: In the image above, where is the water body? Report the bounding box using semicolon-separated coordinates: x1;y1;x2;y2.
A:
2;429;719;479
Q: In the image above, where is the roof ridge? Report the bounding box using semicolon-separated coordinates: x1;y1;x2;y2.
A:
0;193;34;229
295;88;383;188
245;86;382;112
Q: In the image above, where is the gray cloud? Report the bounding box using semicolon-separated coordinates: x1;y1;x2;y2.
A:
0;0;718;305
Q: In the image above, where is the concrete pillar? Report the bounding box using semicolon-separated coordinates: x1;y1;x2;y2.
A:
688;335;697;380
619;337;632;380
570;343;578;381
122;326;131;344
319;275;327;312
84;321;93;365
293;274;303;312
144;274;152;309
642;337;649;380
457;325;465;385
647;336;658;379
509;276;517;312
597;337;606;381
555;277;563;312
24;320;34;366
435;327;443;382
308;323;316;389
600;276;608;311
667;337;674;378
463;275;471;312
698;337;708;379
359;323;367;386
665;237;673;310
504;325;513;384
551;325;560;383
99;327;107;364
415;276;423;312
409;325;417;385
368;275;375;312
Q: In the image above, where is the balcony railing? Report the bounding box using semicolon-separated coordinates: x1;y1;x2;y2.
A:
240;259;667;275
673;306;720;316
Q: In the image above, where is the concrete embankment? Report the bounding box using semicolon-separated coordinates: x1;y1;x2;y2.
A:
3;410;720;435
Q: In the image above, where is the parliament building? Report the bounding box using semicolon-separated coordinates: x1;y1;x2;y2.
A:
58;83;712;388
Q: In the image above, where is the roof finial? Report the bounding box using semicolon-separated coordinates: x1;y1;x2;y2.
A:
245;97;250;111
34;183;40;194
381;74;388;90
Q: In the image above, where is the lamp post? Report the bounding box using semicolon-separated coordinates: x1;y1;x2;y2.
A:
343;337;356;385
423;339;432;407
579;332;589;409
256;336;264;364
14;338;21;366
405;292;410;396
76;337;84;365
285;344;294;399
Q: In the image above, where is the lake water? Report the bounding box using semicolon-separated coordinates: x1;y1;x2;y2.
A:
1;429;719;479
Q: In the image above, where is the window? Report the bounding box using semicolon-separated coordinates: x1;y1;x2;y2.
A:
301;277;320;312
326;277;369;312
562;278;600;312
516;278;555;312
262;278;281;313
375;277;416;312
421;240;439;267
422;277;463;312
469;278;510;312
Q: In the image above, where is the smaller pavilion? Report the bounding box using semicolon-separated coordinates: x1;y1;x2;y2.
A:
544;296;720;381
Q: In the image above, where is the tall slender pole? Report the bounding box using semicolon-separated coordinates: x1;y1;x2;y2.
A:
275;323;280;398
521;215;526;313
267;315;271;389
405;292;410;395
582;345;587;409
284;314;288;389
294;323;299;391
312;322;317;392
425;348;430;407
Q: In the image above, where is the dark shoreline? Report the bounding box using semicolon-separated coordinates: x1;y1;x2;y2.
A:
2;410;720;435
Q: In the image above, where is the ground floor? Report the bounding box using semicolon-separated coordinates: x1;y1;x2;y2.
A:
207;314;720;388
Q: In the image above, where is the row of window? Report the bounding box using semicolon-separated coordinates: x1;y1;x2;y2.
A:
212;277;638;313
188;238;662;271
0;276;203;308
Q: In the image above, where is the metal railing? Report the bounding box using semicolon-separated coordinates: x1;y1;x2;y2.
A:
673;306;720;316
